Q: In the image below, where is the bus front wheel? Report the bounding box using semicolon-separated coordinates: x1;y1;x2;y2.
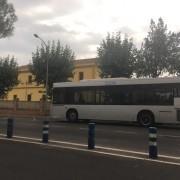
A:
137;111;154;127
67;109;78;122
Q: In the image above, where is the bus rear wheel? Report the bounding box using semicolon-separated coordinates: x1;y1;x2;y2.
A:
67;109;78;122
137;111;154;127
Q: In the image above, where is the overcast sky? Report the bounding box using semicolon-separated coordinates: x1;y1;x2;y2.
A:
0;0;180;65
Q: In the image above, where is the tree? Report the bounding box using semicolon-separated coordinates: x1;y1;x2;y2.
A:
166;32;180;75
0;56;18;98
97;32;136;78
0;0;17;39
31;40;75;97
135;18;180;77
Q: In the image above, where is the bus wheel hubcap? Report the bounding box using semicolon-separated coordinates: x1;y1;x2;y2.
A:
141;116;151;125
69;112;77;121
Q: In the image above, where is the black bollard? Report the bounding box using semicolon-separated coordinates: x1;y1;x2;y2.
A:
7;118;14;138
42;120;49;143
88;123;95;149
149;127;158;159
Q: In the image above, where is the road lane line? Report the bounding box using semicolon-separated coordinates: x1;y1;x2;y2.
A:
158;154;180;160
159;134;180;138
96;145;147;155
115;130;137;134
0;136;180;166
50;139;87;147
79;128;87;130
79;128;137;135
84;126;180;138
40;124;180;138
1;133;180;160
0;134;146;155
51;125;66;128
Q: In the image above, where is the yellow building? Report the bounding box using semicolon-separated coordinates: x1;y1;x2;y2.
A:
6;58;100;101
73;58;100;81
6;65;45;101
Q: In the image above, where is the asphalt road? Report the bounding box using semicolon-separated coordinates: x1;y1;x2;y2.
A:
1;118;180;157
1;118;180;179
0;139;180;180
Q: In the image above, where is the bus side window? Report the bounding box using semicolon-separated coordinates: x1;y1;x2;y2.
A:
79;92;85;104
176;87;180;97
74;92;80;104
99;90;110;104
95;89;106;105
173;87;180;97
173;88;178;97
95;90;101;104
53;88;65;104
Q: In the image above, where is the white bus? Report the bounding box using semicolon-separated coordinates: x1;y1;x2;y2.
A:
51;77;180;126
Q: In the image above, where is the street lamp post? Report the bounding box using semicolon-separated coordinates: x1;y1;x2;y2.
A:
33;34;49;101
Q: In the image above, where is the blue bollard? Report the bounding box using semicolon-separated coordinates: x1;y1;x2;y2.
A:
149;127;158;159
88;123;95;149
7;118;14;138
42;120;49;143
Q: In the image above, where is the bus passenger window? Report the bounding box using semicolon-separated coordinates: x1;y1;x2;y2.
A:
74;92;80;103
175;88;180;97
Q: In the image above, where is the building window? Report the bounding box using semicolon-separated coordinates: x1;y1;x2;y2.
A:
41;95;46;101
13;95;17;100
79;72;84;80
27;94;31;101
28;75;32;84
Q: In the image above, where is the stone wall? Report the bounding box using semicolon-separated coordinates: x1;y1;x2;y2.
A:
0;99;50;117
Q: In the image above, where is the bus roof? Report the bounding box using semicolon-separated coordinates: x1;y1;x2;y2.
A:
53;77;180;88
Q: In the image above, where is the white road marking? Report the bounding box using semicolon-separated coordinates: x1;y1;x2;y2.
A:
96;145;180;160
159;134;180;138
79;128;137;135
115;130;137;134
0;136;180;166
51;125;66;128
44;124;180;138
1;133;180;159
1;134;180;164
96;145;147;155
79;127;87;130
50;139;87;147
